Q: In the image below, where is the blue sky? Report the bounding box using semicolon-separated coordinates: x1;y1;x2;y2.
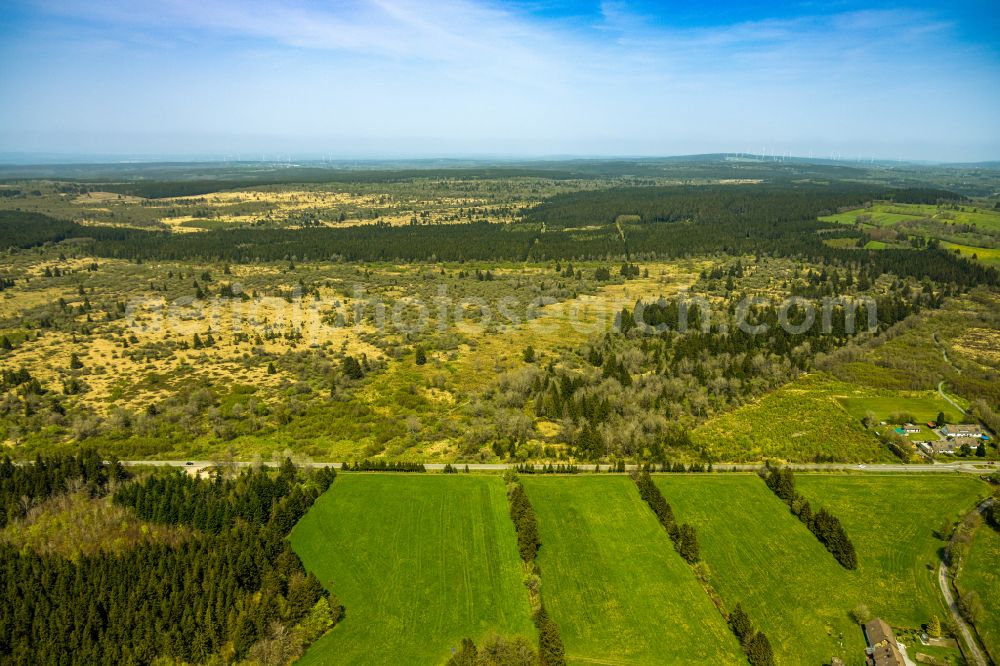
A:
1;1;998;161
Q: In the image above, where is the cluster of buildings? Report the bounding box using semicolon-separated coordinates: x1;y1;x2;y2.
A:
889;422;991;456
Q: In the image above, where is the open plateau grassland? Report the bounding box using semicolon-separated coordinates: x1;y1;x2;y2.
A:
0;176;641;231
3;180;998;467
290;474;535;665
3;246;663;460
355;261;703;459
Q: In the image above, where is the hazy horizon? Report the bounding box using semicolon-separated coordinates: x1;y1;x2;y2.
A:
2;0;999;162
0;151;997;167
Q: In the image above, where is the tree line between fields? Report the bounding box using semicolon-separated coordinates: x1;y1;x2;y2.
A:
1;451;339;665
5;451;978;666
442;472;568;666
762;466;858;569
632;471;775;665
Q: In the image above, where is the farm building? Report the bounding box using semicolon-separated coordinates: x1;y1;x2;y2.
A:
898;424;921;434
941;424;983;438
863;618;904;666
922;439;972;455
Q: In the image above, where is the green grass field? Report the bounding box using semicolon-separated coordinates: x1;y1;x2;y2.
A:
287;472;989;665
796;475;989;628
863;239;907;250
822;237;862;249
521;476;743;665
821;203;1000;233
290;475;535;665
655;475;867;665
692;373;888;462
655;474;988;665
820;203;1000;259
940;241;1000;266
837;390;963;425
820;209;920;227
954;522;1000;662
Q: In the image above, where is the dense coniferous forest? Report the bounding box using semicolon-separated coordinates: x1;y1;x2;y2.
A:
524;183;884;228
0;211;84;249
2;186;995;293
0;455;339;665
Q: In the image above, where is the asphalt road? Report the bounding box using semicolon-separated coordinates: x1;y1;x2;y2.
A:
938;380;968;417
119;460;996;474
938;498;993;666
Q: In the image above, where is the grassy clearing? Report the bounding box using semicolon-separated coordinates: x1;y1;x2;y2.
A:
655;475;866;665
0;490;190;560
863;239;907;250
940;240;1000;266
837;391;963;424
521;475;743;665
366;261;700;394
956;523;1000;662
820;202;1000;252
821;209;922;227
444;262;701;392
822;237;862;249
692;373;888;463
795;475;989;628
290;475;535;665
821;203;1000;233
